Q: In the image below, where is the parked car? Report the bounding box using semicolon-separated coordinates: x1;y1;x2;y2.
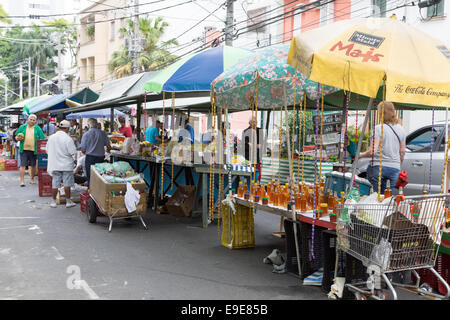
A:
356;121;448;195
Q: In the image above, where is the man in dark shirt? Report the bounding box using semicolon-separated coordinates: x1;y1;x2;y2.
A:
242;117;261;164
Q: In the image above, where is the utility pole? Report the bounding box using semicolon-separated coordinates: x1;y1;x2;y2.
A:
57;34;63;94
19;64;23;99
225;0;234;45
132;0;140;74
4;77;7;108
28;57;32;98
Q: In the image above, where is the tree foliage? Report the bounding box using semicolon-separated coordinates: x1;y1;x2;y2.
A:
109;17;178;78
0;19;76;104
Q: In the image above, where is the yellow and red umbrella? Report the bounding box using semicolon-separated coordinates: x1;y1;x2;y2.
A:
287;17;450;108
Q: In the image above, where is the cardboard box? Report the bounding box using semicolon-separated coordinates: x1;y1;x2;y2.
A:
56;191;81;205
166;186;196;217
89;166;147;217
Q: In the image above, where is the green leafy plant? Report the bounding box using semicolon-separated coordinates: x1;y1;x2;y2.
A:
347;125;370;152
86;24;95;40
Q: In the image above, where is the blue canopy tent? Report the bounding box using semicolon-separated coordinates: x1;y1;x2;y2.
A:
66;108;126;119
24;88;99;116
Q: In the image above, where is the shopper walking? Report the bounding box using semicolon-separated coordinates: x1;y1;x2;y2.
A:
46;120;77;208
359;101;406;193
14;114;45;187
80;118;111;186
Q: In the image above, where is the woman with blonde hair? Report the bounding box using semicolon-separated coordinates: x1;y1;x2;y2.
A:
360;101;406;193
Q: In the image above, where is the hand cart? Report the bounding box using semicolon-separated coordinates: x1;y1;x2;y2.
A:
336;193;450;300
87;166;149;232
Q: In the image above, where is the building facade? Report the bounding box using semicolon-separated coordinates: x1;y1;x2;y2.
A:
77;0;128;92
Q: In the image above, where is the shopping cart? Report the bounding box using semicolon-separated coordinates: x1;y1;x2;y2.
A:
336;193;450;300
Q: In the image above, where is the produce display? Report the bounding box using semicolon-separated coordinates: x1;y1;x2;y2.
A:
93;161;143;183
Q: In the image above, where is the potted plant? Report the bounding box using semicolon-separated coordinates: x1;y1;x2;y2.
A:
87;24;95;40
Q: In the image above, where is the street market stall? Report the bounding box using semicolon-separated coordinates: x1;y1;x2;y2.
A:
285;16;450;299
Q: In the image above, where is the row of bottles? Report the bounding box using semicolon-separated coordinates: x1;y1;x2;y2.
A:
236;178;350;217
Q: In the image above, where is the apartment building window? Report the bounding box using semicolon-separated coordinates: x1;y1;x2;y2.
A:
372;0;386;17
247;7;267;34
110;21;115;40
427;0;445;17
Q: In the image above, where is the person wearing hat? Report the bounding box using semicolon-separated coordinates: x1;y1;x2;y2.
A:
14;114;46;187
46;120;78;208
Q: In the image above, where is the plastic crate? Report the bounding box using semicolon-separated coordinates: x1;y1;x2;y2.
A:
284;219;324;279
80;192;90;213
38;171;53;197
37;153;48;169
438;253;450;295
37;139;47;154
5;159;17;171
221;203;254;249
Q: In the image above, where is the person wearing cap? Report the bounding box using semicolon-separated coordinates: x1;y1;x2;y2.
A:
46;120;78;208
14;114;46;187
118;116;132;138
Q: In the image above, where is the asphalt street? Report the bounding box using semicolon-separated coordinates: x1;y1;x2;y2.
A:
0;170;429;300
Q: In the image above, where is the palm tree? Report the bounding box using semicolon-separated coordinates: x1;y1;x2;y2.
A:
19;26;57;95
108;17;178;78
0;4;12;24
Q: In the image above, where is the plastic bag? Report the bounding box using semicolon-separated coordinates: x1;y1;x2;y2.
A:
94;162;114;174
340;186;361;225
369;238;392;271
111;161;132;176
124;182;140;213
121;137;140;155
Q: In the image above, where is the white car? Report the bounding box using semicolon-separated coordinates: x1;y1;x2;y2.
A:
356;122;447;195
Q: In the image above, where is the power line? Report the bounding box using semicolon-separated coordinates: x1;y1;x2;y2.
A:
0;0;196;29
174;1;226;41
3;0;167;19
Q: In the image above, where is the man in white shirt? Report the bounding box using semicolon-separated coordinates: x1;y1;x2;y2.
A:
46;120;77;208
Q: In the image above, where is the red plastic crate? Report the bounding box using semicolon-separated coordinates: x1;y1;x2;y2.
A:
80;192;90;213
38;167;47;178
37;139;48;154
438;253;450;295
38;173;52;197
411;256;440;291
39;183;52;197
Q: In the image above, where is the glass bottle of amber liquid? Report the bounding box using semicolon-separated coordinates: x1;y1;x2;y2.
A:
237;182;244;197
273;185;280;207
422;184;428;195
243;180;248;194
384;179;392;199
300;192;307;212
327;189;335;214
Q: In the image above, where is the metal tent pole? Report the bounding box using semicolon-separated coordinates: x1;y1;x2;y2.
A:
348;98;374;192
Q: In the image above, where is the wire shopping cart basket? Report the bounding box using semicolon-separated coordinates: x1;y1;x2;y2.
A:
336;193;450;300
